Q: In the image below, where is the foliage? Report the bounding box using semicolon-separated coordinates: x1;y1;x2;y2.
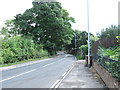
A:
1;36;48;64
66;30;95;59
98;46;119;60
0;1;77;65
0;38;3;64
13;2;75;52
75;55;83;60
95;24;120;80
1;20;18;37
110;61;120;80
43;41;56;56
65;30;88;52
97;46;120;80
97;25;119;38
78;45;88;59
116;35;120;44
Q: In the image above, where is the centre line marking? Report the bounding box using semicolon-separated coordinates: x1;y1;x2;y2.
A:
0;69;36;83
42;62;54;68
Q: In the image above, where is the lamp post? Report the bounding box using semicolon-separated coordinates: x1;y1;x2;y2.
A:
87;0;90;67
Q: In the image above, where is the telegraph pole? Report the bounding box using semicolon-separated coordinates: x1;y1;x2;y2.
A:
87;0;90;67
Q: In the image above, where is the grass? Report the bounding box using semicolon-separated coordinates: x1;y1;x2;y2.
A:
0;55;55;67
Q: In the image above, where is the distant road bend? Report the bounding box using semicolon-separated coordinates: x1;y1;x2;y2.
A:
1;54;76;88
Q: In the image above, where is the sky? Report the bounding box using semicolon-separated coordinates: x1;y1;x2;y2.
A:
0;0;119;35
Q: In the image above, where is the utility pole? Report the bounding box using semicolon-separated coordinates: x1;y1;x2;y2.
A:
87;0;90;67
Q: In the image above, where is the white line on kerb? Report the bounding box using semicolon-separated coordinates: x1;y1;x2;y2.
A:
50;80;60;88
50;64;75;88
42;62;54;68
62;72;67;77
0;69;36;83
55;65;74;88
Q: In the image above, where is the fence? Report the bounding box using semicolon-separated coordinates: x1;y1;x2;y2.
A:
92;36;120;81
94;55;120;81
92;36;119;56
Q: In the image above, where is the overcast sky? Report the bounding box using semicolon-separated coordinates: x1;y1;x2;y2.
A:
0;0;119;35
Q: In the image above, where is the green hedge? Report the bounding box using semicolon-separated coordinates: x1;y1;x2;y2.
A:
1;36;48;64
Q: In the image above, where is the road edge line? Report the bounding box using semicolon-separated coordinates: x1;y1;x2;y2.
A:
50;63;75;89
55;64;74;88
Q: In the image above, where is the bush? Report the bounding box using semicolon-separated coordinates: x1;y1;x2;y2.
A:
97;46;120;80
98;46;119;60
98;25;119;38
0;38;3;64
3;48;16;63
0;52;3;64
1;36;49;64
75;55;83;60
44;41;57;56
78;45;88;59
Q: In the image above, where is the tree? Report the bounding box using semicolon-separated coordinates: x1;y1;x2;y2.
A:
1;20;18;37
66;30;88;52
65;30;95;57
14;2;75;54
97;25;119;38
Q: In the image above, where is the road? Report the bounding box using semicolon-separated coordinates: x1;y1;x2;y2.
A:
1;54;76;88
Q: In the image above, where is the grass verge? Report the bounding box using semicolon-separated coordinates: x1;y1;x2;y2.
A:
0;55;56;67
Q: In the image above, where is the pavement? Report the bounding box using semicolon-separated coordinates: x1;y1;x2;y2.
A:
58;60;107;88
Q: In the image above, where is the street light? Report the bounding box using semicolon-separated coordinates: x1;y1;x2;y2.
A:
87;0;90;67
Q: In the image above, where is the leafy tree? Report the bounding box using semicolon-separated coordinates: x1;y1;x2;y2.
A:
66;30;94;52
14;2;75;53
65;30;96;59
97;25;119;38
0;20;18;37
44;41;56;55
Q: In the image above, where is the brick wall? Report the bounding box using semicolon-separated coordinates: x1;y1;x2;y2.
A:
92;60;120;90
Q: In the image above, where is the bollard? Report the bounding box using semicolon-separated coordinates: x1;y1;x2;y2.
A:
85;55;92;67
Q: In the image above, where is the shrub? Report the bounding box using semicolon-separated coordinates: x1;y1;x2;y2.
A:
78;45;88;59
1;36;49;64
2;48;16;63
97;46;120;80
98;46;119;60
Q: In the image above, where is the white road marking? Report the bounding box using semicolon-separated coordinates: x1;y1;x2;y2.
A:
62;72;67;77
50;64;75;88
0;69;36;83
50;80;60;88
42;62;54;68
54;65;74;88
60;83;63;86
